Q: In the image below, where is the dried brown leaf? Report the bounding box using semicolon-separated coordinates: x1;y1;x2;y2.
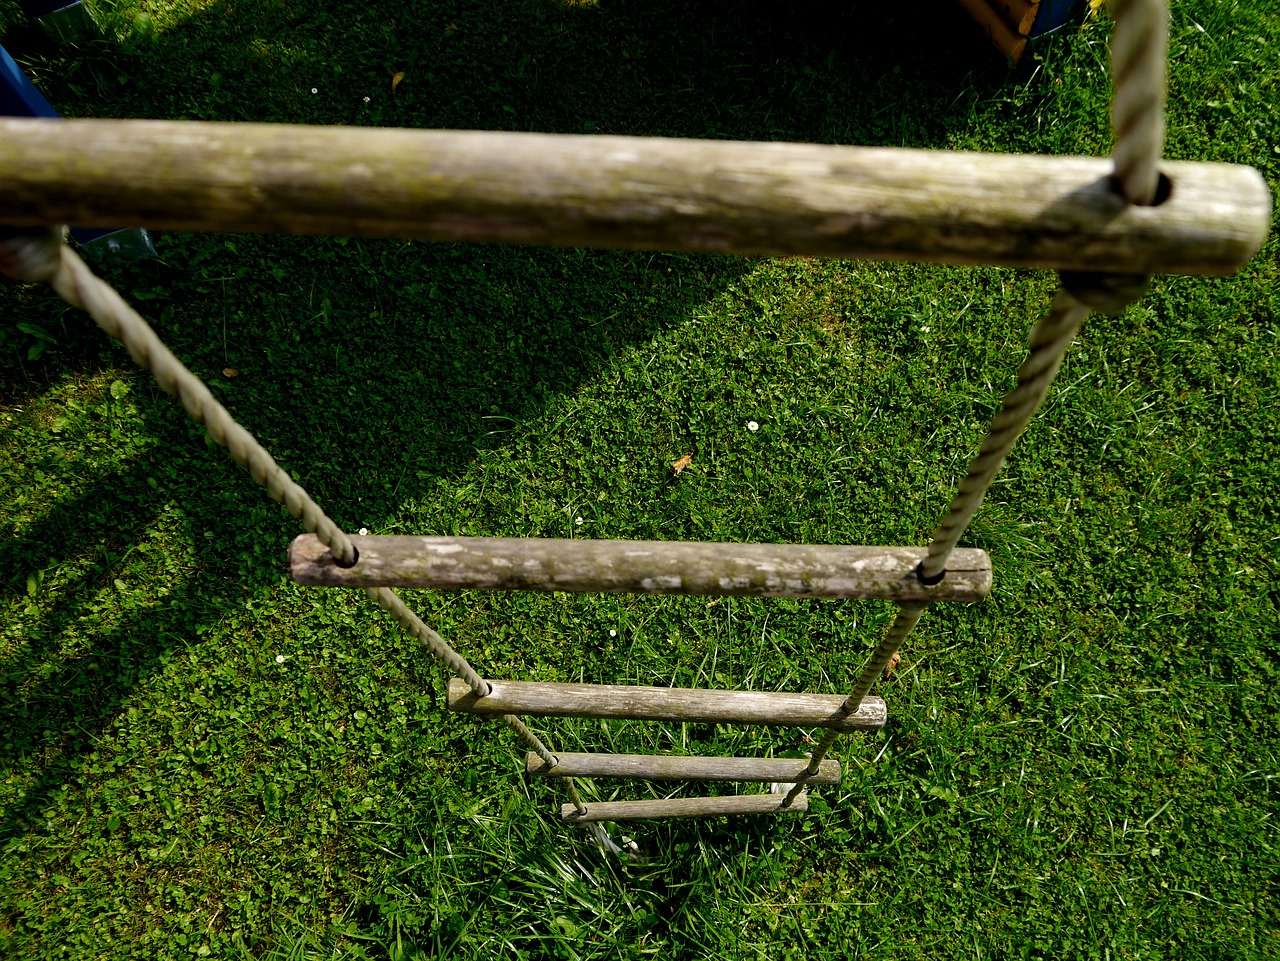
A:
671;454;692;475
222;368;238;378
391;71;406;94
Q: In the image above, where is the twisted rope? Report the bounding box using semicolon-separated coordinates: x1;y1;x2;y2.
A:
364;588;489;696
783;601;926;807
1110;0;1168;205
362;589;584;809
785;2;1169;808
919;290;1090;581
3;229;586;815
7;229;358;565
783;278;1144;803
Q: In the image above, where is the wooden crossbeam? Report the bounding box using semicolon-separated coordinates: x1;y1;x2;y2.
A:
559;793;808;822
527;752;841;784
448;680;886;732
290;534;992;602
0;118;1269;275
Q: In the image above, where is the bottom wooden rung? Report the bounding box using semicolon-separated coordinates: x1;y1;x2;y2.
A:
559;792;808;822
530;752;840;784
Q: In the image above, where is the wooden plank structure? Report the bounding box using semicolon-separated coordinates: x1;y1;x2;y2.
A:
0;119;1270;276
988;0;1042;35
954;0;1094;63
289;534;992;602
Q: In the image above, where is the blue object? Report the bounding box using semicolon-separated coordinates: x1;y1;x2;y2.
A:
1;43;154;258
1029;0;1088;39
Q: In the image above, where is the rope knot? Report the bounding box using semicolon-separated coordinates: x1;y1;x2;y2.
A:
1058;271;1152;315
0;227;66;284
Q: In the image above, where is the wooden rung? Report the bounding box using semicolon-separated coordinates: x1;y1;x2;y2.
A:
449;679;886;732
560;792;808;822
290;535;992;602
1;119;1269;276
527;752;841;784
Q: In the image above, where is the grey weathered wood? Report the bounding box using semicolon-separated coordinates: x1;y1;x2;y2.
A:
559;793;808;822
528;752;841;784
448;679;887;731
289;534;992;602
0;118;1269;275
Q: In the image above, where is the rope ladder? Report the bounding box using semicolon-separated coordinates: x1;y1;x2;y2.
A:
0;0;1270;822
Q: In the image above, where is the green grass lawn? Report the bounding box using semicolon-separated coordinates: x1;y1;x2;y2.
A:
1;1;1277;958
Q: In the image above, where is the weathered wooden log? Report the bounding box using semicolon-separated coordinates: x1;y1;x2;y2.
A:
289;534;992;602
954;0;1029;59
528;752;841;784
0;118;1269;275
559;793;808;822
448;679;887;731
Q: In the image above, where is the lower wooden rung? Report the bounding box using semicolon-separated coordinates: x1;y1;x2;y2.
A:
560;792;808;822
529;752;840;784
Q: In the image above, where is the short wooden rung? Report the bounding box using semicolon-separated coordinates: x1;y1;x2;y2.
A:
449;679;886;732
560;792;808;822
527;752;841;784
290;534;992;602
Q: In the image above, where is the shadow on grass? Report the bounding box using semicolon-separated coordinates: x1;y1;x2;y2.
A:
15;0;1019;138
0;451;270;843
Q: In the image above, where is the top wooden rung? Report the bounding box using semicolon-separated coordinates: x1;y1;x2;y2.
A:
290;534;991;602
0;119;1269;275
